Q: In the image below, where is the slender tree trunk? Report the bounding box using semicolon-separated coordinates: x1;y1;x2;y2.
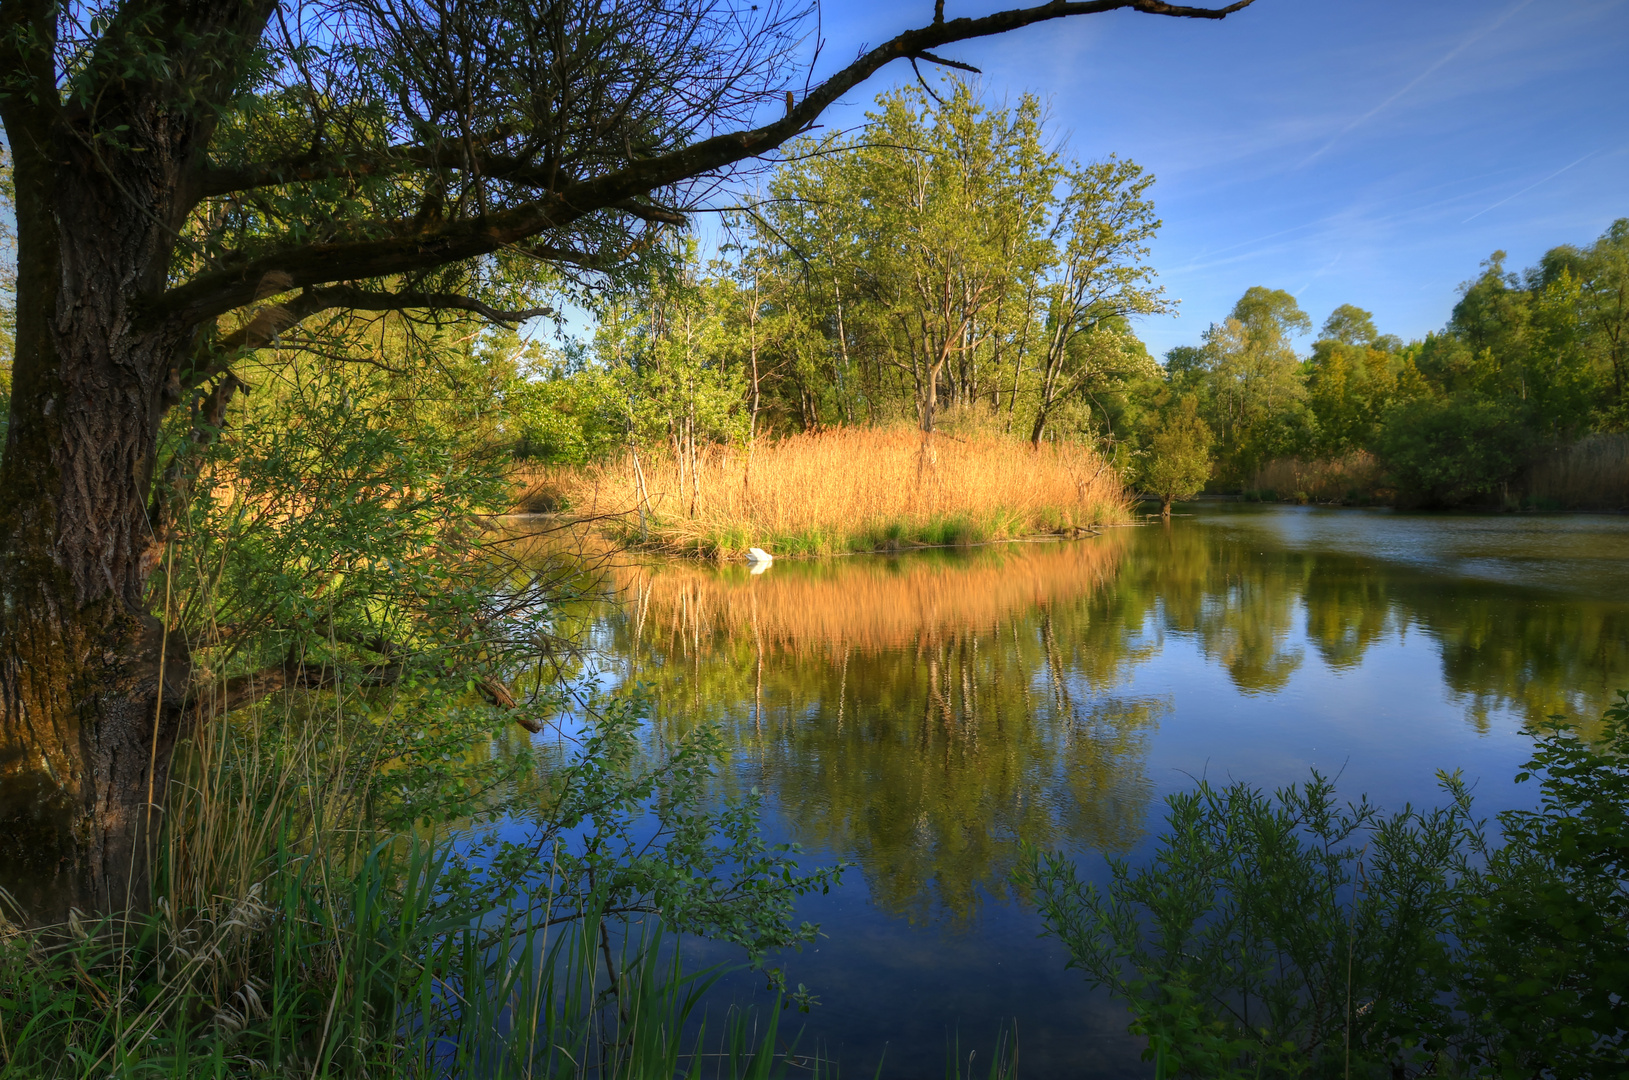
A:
746;267;762;442
630;444;651;542
832;275;855;426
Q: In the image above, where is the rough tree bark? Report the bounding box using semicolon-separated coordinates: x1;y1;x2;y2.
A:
0;0;1255;920
0;0;278;915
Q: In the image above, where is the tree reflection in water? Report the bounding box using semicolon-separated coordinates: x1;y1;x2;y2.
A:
582;512;1629;922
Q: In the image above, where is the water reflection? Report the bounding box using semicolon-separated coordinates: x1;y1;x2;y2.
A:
607;540;1159;924
577;509;1629;925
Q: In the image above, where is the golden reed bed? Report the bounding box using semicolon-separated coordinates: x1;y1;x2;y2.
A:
523;426;1130;556
612;534;1127;658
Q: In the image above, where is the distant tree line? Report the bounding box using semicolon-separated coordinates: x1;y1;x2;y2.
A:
1167;227;1628;505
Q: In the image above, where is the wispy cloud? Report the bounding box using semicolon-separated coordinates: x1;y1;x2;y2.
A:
1299;0;1537;168
1461;150;1599;223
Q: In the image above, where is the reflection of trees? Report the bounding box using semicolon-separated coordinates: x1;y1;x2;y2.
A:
1122;523;1307;694
1117;520;1629;730
570;518;1629;920
1401;583;1629;735
605;541;1161;924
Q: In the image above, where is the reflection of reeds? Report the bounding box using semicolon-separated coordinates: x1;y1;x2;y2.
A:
1520;433;1629;510
615;535;1127;656
532;426;1128;556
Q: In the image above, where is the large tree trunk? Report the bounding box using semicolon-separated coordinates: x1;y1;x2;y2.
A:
0;95;199;920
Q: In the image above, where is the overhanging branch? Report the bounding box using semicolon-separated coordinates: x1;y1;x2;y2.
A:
183;284;554;389
151;0;1256;329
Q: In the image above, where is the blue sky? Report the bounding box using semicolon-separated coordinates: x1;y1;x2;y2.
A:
788;0;1629;357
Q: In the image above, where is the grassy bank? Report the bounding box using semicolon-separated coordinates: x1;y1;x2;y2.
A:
521;426;1129;557
0;683;841;1078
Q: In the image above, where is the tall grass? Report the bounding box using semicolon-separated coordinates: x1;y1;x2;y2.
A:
1519;432;1629;510
0;694;815;1079
529;426;1129;556
1247;452;1386;505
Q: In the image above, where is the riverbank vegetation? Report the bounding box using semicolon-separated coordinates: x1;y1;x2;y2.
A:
1023;694;1629;1076
534;423;1125;556
1161;230;1629;508
503;78;1164;549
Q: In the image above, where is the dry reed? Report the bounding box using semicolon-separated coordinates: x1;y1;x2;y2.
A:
534;426;1129;556
1250;452;1386;505
1519;433;1629;510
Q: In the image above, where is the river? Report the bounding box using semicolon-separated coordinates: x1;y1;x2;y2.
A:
558;504;1629;1077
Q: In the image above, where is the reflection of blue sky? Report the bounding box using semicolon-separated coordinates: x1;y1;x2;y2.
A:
676;0;1628;358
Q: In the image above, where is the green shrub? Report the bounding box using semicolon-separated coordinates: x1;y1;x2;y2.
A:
1454;697;1629;1077
1376;396;1532;507
1019;694;1629;1078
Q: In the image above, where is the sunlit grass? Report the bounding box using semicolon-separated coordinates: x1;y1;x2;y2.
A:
528;425;1129;557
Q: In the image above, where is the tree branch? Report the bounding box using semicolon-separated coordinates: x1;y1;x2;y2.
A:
183;285;554;390
195;124;528;198
615;199;689;227
299;285;555;325
912;50;982;75
150;0;1255;329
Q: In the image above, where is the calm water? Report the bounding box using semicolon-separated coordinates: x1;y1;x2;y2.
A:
569;505;1629;1077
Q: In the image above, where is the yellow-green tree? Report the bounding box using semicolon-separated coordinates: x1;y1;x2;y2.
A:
1141;394;1213;516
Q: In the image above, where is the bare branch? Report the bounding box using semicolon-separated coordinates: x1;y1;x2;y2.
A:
913;50;982;75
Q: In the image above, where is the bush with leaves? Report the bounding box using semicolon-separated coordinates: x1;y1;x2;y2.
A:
1018;774;1472;1078
1453;695;1629;1077
1019;694;1629;1078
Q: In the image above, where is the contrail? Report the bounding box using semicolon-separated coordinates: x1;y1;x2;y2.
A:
1462;150;1599;224
1299;0;1536;168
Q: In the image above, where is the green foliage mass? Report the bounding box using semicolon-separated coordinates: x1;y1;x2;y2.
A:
505;76;1170;467
1020;694;1629;1078
1141;394;1213;515
1149;219;1629;506
1455;703;1629;1073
